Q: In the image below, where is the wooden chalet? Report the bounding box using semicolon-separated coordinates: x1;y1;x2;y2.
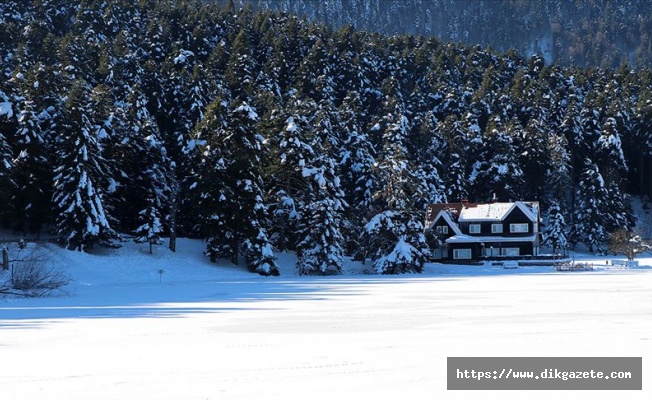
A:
424;200;542;261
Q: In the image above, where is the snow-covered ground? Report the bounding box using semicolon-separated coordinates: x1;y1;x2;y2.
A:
1;238;651;399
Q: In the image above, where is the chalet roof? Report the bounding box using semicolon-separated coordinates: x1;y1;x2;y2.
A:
424;202;477;223
458;201;538;222
428;209;464;235
426;201;539;226
458;202;513;222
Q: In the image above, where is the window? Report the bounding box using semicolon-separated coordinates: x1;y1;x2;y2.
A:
491;224;503;233
501;248;520;256
435;225;449;235
469;224;481;234
510;223;529;233
453;249;472;259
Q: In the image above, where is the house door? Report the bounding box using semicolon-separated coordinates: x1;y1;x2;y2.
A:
484;247;500;257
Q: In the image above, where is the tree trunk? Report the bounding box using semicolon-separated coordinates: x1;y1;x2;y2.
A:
2;247;8;270
231;238;239;265
168;174;178;253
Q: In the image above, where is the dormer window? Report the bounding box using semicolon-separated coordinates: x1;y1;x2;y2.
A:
435;225;449;235
469;224;481;234
491;224;503;233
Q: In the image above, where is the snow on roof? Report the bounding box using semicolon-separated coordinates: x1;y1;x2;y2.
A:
458;201;538;222
458;202;513;222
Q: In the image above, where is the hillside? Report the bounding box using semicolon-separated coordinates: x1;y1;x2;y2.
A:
1;0;651;276
239;0;652;69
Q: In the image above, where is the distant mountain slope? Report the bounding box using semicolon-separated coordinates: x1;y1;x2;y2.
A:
231;0;652;69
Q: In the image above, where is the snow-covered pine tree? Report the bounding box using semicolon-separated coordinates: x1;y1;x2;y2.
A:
52;80;118;251
295;35;333;101
10;63;59;235
578;99;604;158
518;117;551;202
0;130;11;193
0;89;14;224
225;26;257;99
571;159;611;253
412;111;447;209
363;210;426;274
604;181;635;234
472;117;523;202
545;131;572;206
192;98;278;275
132;143;170;252
338;91;378;258
153;31;220;236
439;115;470;202
365;81;426;274
339;92;377;209
12;97;45;232
230;102;278;276
543;200;569;256
295;103;346;275
134;194;164;254
191;97;235;262
267;97;316;252
596;116;628;185
121;85;172;251
296;193;345;275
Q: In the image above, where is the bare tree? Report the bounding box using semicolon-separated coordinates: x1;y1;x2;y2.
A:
0;241;70;297
608;229;652;261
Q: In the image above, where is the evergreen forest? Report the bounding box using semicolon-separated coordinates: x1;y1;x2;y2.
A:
1;0;651;275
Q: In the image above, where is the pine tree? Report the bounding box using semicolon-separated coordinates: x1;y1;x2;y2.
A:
52;80;118;251
412;111;447;208
545;131;572;207
365;81;426;274
572;159;611;253
339;92;377;211
230;103;278;276
472;117;524;202
518;117;551;202
338;91;378;258
267;98;316;252
440;115;470;202
0;91;14;225
225;27;257;99
132;139;170;253
543;200;569;256
10;64;59;235
192;99;278;275
596;116;627;185
134;195;164;254
191;98;235;262
122;85;172;250
295;104;346;275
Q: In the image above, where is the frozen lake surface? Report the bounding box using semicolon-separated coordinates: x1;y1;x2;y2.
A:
1;239;650;400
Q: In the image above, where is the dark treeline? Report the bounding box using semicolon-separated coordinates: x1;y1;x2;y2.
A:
241;0;652;69
0;0;650;274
